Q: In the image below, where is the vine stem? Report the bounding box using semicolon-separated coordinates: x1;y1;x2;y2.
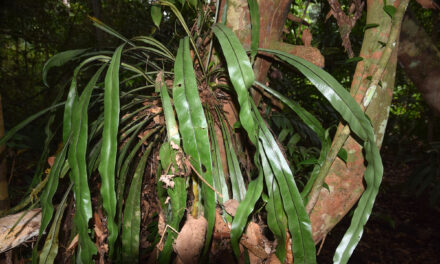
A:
305;0;410;215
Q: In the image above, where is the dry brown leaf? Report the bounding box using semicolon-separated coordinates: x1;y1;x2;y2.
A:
173;215;207;264
66;234;79;253
159;174;175;188
47;156;55;168
224;199;239;216
241;222;267;260
0;209;41;253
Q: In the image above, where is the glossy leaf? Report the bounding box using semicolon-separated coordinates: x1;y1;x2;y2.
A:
254;102;316;264
68;66;105;263
99;45;124;256
212;23;257;143
118;127;161;223
39;184;72;264
217;112;246;201
207;110;229;202
42;49;87;86
230;172;263;256
254;81;330;200
172;37;215;254
247;0;260;61
261;153;287;262
122;141;155;263
260;48;383;264
158;71;180;145
158;142;187;264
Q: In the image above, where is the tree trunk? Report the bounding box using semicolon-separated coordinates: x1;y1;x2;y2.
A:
398;11;440;115
309;0;403;242
223;0;405;246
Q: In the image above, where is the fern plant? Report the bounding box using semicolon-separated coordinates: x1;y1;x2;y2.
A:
0;1;384;263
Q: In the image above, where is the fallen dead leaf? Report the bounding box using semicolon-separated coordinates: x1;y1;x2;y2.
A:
224;199;239;216
159;174;175;188
173;215;207;264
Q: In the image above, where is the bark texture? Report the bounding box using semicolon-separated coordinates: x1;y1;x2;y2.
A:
398;12;440;115
309;0;401;242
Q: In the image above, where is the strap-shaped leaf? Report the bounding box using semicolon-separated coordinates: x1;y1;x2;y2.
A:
261;48;383;264
122;140;155;263
33;137;70;263
68;66;105;263
212;23;257;144
158;142;187;264
260;152;287;262
261;153;287;262
158;71;180;145
217;112;246;201
172;37;215;254
230;171;263;256
254;81;331;199
42;49;88;86
98;45;124;256
39;183;72;264
158;71;186;264
254;103;316;264
207;111;229;203
247;0;260;61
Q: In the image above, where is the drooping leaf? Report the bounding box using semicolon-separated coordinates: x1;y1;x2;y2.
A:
260;48;383;264
118;126;161;225
212;23;257;144
68;66;105;263
247;0;260;62
230;172;263;256
122;140;155;263
207;110;229;203
39;184;72;264
254;81;331;200
172;37;215;255
89;16;134;46
158;71;180;145
254;102;316;264
261;153;287;262
158;142;187;264
99;45;124;256
217;111;246;201
42;49;88;87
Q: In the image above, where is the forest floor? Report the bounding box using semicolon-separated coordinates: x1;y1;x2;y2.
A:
1;144;440;263
317;147;440;263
